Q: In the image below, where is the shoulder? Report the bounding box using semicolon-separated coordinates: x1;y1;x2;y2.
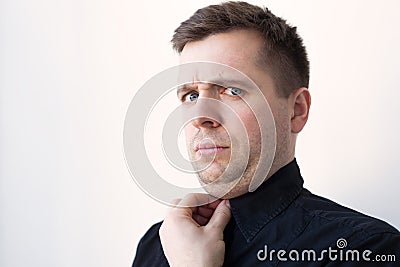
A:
138;221;163;246
295;189;399;236
132;221;168;267
292;189;400;254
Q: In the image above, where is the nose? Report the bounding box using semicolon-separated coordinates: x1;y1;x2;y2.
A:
190;85;222;129
191;98;222;129
191;115;221;129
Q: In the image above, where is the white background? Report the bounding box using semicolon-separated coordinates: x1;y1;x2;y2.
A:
1;0;399;266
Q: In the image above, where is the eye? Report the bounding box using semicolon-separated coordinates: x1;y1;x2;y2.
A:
225;87;243;96
182;92;199;102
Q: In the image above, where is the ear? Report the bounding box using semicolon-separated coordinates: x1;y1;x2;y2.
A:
289;87;311;134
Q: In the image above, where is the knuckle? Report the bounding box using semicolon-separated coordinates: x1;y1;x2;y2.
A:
216;208;230;219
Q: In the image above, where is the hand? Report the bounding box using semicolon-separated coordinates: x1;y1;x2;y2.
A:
159;194;232;267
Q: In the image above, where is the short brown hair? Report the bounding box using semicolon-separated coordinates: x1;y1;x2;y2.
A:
171;1;309;98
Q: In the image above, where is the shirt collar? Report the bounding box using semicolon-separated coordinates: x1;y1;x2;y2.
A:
229;158;304;243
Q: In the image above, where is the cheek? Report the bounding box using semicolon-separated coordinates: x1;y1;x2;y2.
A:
183;125;196;143
183;125;194;135
236;106;260;137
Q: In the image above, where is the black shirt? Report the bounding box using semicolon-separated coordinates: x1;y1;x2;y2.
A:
133;159;400;266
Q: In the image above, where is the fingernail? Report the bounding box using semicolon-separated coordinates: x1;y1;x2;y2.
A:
225;200;231;208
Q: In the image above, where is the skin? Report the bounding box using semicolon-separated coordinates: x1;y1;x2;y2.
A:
159;29;311;266
160;195;231;267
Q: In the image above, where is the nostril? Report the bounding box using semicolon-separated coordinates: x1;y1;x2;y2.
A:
202;120;218;127
191;116;221;129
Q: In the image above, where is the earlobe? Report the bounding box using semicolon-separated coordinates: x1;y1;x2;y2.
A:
290;88;311;134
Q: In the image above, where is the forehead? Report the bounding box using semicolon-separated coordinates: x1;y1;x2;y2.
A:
178;29;276;96
179;29;264;73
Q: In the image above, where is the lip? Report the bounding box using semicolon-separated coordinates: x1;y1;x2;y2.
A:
194;143;230;156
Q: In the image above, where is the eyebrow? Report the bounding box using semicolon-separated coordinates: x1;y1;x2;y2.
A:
176;83;197;98
212;78;255;89
176;79;255;98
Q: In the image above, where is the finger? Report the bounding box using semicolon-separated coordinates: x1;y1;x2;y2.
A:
166;197;196;219
178;193;214;208
170;198;182;207
192;214;209;226
169;194;209;218
206;200;232;230
164;198;182;217
169;194;217;218
165;198;182;213
206;199;222;210
197;206;214;218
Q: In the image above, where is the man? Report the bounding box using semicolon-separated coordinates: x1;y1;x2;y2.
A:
133;2;400;266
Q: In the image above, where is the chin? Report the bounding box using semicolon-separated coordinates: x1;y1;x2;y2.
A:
220;187;248;199
204;186;247;200
199;175;249;200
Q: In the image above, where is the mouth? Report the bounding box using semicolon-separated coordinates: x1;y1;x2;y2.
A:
194;143;230;156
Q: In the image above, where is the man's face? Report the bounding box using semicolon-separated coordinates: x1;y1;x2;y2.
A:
179;29;291;199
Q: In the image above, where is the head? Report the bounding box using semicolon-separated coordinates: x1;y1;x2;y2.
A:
173;1;311;198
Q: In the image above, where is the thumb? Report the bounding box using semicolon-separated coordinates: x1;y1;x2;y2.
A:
207;200;232;230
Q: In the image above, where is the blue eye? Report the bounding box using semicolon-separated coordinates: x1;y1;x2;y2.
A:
226;87;243;96
183;92;199;102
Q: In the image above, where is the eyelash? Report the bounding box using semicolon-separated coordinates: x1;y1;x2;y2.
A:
181;87;244;102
